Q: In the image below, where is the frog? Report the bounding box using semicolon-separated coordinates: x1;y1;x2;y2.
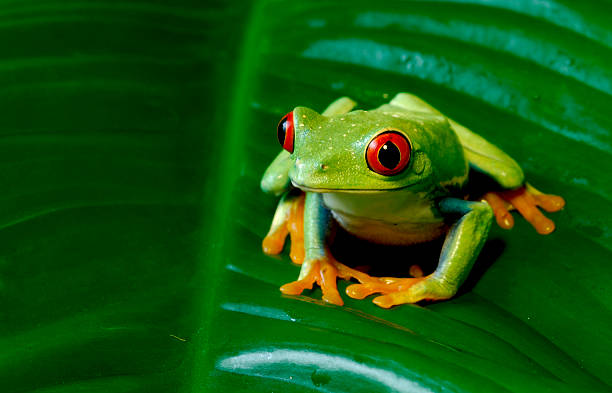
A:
261;93;564;308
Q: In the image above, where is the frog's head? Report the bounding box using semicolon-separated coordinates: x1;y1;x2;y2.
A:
277;106;466;193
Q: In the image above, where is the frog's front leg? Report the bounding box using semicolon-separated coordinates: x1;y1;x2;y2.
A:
262;191;305;264
347;198;493;308
279;193;373;306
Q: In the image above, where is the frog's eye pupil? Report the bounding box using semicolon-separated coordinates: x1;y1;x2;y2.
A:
378;141;401;169
366;131;411;176
277;111;295;153
277;121;286;146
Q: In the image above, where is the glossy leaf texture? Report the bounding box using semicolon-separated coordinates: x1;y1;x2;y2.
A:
1;1;611;393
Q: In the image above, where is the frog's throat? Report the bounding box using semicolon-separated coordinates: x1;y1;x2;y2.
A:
291;180;410;194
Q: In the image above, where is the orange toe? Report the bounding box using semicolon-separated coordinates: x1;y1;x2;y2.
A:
483;191;515;230
530;213;555;235
317;261;343;305
372;295;395;309
321;287;344;305
262;228;288;255
409;264;424;278
346;283;379;299
534;194;565;212
280;277;314;296
289;243;305;265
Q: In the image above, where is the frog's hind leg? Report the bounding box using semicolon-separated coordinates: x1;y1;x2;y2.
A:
388;94;526;189
322;97;357;116
483;183;565;235
262;191;305;264
386;92;443;114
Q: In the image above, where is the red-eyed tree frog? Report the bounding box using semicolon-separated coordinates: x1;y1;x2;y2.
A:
261;93;564;308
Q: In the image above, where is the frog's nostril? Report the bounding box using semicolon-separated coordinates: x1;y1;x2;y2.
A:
320;164;329;171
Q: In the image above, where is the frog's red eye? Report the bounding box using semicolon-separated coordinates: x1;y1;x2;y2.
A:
277;111;295;153
366;131;411;176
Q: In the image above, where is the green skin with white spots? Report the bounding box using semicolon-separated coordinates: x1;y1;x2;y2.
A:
261;93;525;303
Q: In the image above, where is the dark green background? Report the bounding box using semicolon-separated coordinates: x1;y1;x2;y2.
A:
1;1;610;392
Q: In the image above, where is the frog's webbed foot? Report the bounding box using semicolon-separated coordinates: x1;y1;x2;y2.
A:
483;183;565;235
280;256;376;306
345;266;451;308
262;192;305;264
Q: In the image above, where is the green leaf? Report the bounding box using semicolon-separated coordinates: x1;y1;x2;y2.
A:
2;1;611;393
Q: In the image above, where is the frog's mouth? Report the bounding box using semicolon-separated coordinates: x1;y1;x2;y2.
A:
291;180;405;194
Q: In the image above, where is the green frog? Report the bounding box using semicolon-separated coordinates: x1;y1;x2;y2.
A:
261;93;564;308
